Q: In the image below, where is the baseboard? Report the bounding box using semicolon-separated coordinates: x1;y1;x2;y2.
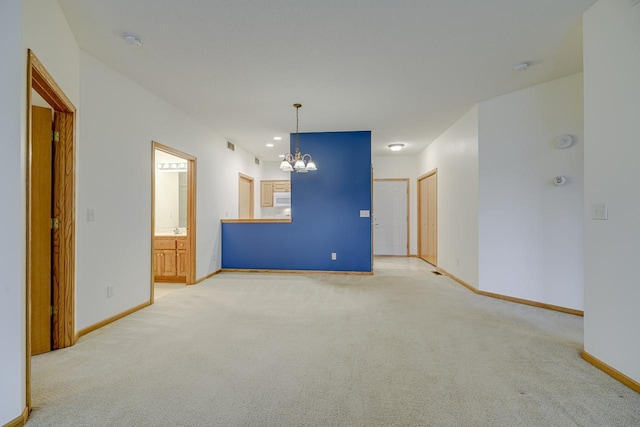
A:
582;351;640;394
3;407;29;427
436;268;477;293
195;269;221;284
436;267;583;317
221;268;373;275
478;290;583;316
76;301;151;339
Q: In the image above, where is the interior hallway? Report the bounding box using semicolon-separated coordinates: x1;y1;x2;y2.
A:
29;258;640;426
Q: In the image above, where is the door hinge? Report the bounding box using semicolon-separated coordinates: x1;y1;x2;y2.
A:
51;218;60;230
53;131;60;142
50;305;58;316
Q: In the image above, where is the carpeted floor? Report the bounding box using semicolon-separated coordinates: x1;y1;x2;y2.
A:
154;282;186;300
29;258;640;426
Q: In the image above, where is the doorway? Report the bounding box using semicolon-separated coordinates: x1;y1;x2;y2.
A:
26;50;77;407
238;173;254;219
418;169;437;265
151;142;197;302
373;179;409;256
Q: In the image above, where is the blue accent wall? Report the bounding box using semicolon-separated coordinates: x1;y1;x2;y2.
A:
222;131;372;272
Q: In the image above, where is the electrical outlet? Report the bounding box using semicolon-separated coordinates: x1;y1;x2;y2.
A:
331;252;337;261
107;285;114;297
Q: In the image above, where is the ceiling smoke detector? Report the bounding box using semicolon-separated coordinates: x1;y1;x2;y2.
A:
122;33;143;48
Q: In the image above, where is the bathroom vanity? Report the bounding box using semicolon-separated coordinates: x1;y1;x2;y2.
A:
154;234;190;282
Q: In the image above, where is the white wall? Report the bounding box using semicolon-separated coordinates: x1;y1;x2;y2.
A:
372;156;419;255
417;106;479;287
0;0;24;423
77;50;263;329
262;160;292;180
583;0;640;383
478;74;584;310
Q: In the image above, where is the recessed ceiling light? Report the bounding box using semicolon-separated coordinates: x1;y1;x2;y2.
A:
266;143;274;148
513;62;530;72
273;136;282;141
388;143;405;152
122;32;143;48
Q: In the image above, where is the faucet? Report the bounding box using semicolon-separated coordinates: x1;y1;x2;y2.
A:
173;227;180;234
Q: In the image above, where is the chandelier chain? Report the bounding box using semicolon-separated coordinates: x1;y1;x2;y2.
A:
295;104;301;155
279;103;316;173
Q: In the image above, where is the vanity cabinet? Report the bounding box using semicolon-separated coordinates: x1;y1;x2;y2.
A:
176;238;190;277
260;180;290;207
154;236;188;282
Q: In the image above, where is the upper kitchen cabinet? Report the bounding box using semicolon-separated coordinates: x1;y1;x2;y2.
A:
261;180;290;207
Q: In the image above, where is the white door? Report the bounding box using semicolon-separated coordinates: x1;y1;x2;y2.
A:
373;180;408;255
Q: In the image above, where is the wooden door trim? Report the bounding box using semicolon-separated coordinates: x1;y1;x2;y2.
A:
26;50;77;411
238;173;255;219
417;169;437;265
373;178;410;256
151;142;197;295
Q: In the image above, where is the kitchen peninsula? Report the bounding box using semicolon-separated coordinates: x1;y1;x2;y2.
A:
221;131;373;273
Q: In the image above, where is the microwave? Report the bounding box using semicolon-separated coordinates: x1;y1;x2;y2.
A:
273;192;291;207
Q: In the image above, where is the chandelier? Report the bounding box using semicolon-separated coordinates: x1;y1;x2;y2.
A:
279;103;317;173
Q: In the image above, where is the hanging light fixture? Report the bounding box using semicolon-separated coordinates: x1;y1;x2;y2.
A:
279;103;317;173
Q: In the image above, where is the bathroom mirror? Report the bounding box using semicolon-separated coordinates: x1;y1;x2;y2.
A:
155;150;188;234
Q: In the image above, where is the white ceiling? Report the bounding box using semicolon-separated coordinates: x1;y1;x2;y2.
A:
57;0;595;161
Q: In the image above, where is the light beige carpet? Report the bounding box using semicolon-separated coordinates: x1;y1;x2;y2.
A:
29;258;640;426
154;282;186;300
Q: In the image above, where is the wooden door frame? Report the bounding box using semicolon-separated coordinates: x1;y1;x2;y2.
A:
26;50;77;408
151;141;197;296
373;178;410;256
417;169;437;265
238;173;255;219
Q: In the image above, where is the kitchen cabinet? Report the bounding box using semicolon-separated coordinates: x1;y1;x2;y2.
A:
154;236;188;282
273;181;291;192
260;180;290;207
261;181;274;207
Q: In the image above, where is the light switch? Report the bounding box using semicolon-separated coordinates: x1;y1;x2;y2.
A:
360;210;370;218
591;203;608;220
87;208;95;222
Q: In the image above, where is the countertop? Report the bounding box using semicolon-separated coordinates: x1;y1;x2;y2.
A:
221;219;292;224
